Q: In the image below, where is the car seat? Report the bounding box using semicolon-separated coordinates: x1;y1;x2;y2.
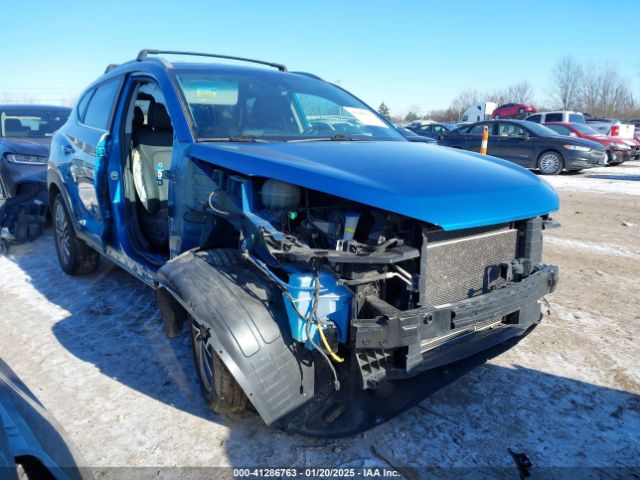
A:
132;101;173;248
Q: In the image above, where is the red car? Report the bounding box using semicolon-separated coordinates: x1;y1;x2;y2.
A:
545;122;634;165
492;103;537;119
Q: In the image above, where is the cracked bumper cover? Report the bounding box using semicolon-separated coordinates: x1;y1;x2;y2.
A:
352;264;559;388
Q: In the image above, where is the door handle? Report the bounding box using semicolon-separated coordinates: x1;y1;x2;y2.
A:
62;145;74;155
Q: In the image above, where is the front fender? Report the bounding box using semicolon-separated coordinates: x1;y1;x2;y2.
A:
156;249;315;425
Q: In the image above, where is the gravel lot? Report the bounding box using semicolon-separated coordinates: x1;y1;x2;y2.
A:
0;161;638;479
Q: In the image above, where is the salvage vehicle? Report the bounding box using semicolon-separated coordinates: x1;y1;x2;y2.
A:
491;103;536;119
584;117;635;140
405;122;457;140
525;111;585;124
48;50;560;436
544;122;633;165
440;119;606;175
0;105;71;252
459;102;496;123
0;357;93;480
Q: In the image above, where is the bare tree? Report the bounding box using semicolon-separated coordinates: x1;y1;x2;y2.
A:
549;56;583;110
579;62;634;117
449;87;482;120
506;80;534;104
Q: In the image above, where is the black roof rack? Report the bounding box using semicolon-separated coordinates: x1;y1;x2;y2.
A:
136;49;287;72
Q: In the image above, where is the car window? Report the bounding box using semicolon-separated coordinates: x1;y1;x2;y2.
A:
432;125;446;133
82;79;122;130
417;125;432;133
569;114;585;124
497;123;526;137
527;114;542;123
76;90;93;122
545;113;563;122
176;70;403;141
468;123;488;135
0;108;70;138
546;125;571;135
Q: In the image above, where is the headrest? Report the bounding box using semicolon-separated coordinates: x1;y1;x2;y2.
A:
148;102;172;130
133;106;144;126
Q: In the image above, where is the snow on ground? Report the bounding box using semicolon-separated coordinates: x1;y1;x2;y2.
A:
0;168;639;479
542;160;640;196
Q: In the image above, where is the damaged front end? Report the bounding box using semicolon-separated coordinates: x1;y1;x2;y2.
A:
0;183;48;254
195;162;559;435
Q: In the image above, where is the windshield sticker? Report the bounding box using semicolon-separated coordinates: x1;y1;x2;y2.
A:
344;107;388;128
179;79;239;106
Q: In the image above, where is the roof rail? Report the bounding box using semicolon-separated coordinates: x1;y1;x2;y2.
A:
104;63;119;74
136;49;287;72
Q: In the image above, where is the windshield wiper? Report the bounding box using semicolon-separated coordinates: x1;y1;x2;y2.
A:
200;135;272;143
288;134;366;142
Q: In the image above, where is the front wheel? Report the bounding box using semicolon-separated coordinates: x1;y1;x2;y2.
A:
52;194;99;275
190;316;249;414
538;151;564;175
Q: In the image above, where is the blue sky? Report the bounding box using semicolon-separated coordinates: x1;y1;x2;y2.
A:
1;0;638;114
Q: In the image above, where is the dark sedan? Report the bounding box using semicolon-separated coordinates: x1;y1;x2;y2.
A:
438;120;606;175
406;122;457;140
0;105;70;247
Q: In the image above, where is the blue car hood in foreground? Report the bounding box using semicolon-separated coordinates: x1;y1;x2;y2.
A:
189;141;559;231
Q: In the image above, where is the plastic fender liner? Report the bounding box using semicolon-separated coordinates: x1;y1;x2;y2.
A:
156;248;315;425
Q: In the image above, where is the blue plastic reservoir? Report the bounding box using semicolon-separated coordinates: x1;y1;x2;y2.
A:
284;270;352;346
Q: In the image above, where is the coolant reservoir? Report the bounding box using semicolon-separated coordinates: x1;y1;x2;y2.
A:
261;180;301;210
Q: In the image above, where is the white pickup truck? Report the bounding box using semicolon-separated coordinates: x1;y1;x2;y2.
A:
585;118;635;139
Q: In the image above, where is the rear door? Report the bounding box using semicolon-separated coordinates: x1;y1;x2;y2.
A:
463;122;492;152
62;77;123;248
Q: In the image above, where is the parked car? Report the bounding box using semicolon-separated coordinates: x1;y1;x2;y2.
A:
439;119;606;175
459;102;496;123
0;357;93;480
584;117;635;139
492;103;537;119
395;126;438;143
544;122;634;165
525;111;585;124
405;122;457;140
0;105;71;249
48;50;559;436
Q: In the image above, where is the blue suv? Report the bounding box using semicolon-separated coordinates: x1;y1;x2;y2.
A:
48;50;559;436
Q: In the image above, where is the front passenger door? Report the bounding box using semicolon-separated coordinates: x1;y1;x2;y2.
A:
62;77;122;248
492;122;530;166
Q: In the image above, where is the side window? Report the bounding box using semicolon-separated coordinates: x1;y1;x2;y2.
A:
569;114;585;123
82;79;122;130
432;125;445;133
545;113;563;123
468;123;488;135
498;123;526;136
461;115;468;122
527;114;542;123
76;90;94;122
547;125;570;135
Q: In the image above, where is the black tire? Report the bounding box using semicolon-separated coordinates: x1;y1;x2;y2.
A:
189;248;249;414
52;194;99;275
190;315;249;414
537;151;564;175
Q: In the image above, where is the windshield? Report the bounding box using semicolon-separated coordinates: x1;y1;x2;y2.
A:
526;122;559;136
0;108;70;138
175;70;404;142
572;123;600;135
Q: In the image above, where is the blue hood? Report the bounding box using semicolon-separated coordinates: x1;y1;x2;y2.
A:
0;137;51;156
189;141;559;231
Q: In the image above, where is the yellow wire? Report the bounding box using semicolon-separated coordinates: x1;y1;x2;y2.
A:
317;322;345;363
